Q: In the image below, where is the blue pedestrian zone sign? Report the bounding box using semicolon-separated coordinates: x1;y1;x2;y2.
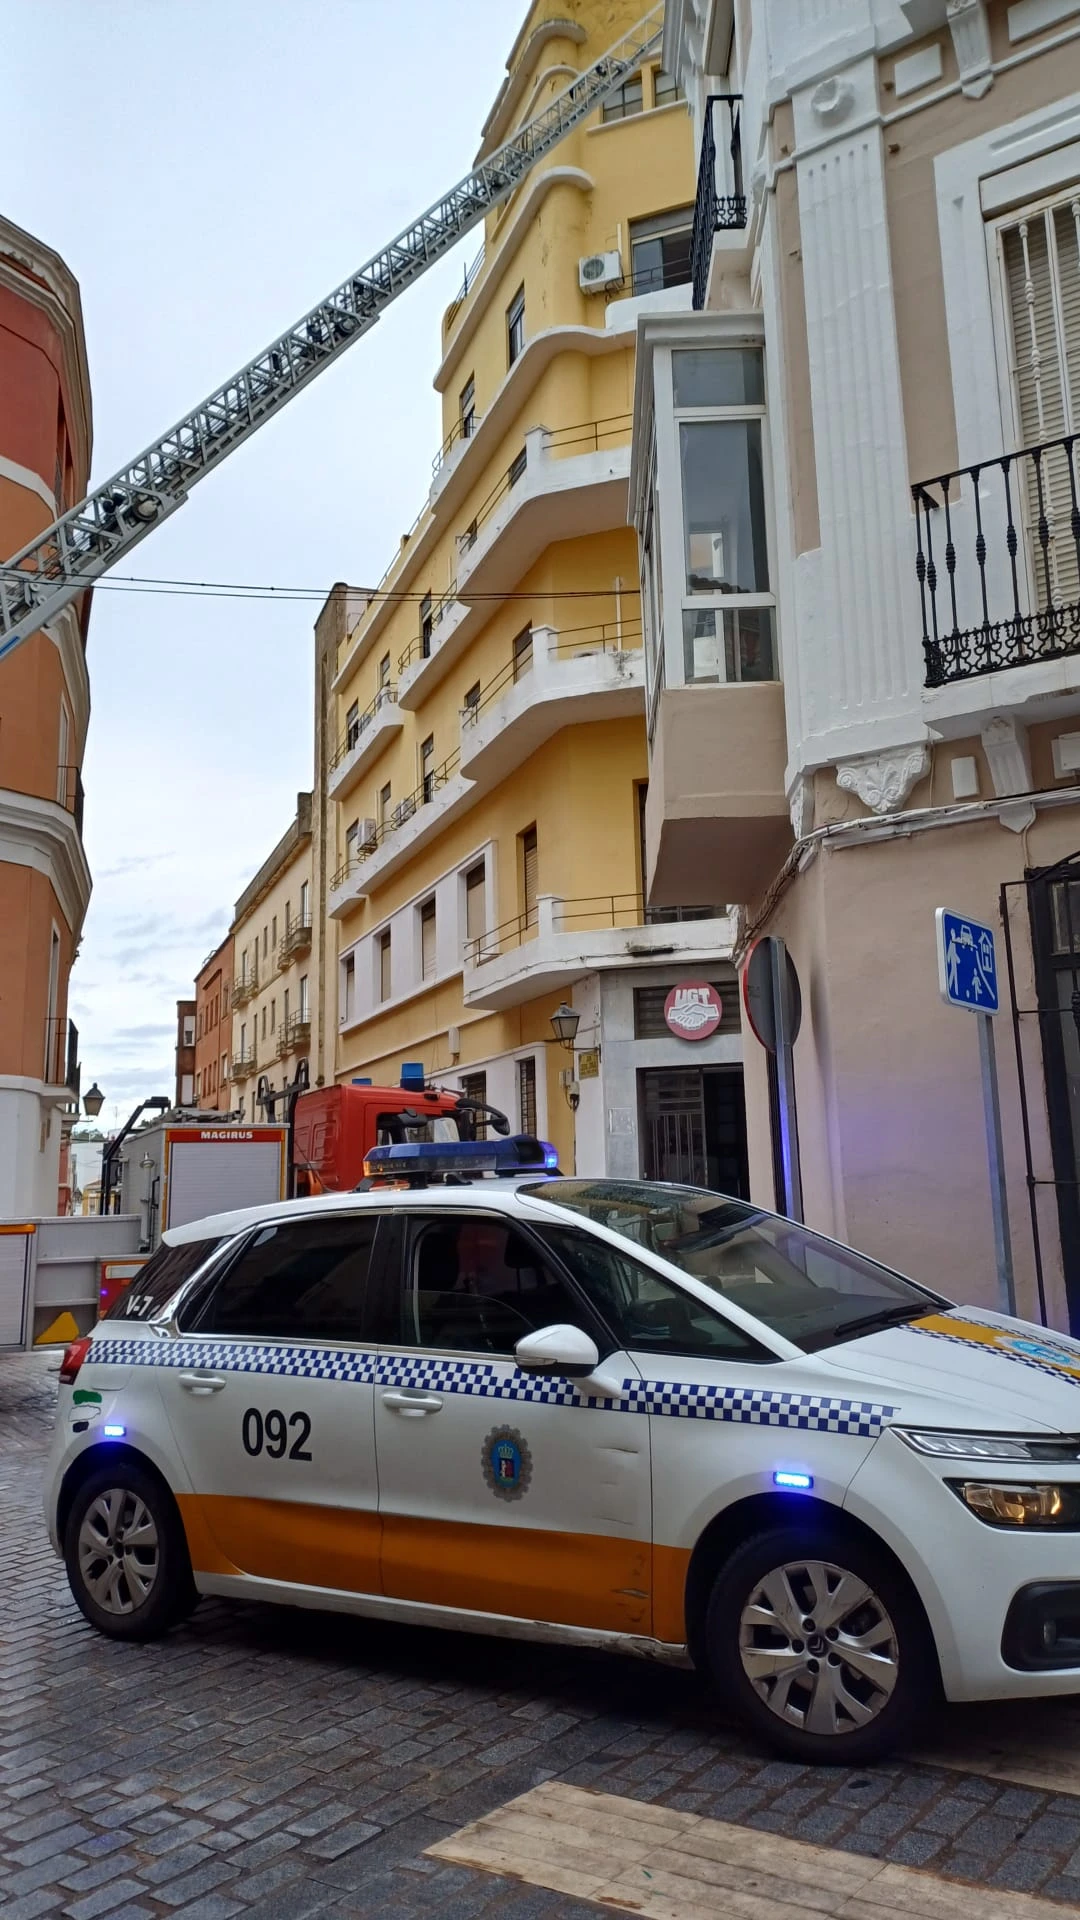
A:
935;908;999;1014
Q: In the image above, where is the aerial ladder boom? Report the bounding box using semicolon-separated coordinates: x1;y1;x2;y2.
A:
0;8;662;663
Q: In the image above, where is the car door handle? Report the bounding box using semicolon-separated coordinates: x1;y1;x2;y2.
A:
381;1390;443;1416
178;1371;227;1395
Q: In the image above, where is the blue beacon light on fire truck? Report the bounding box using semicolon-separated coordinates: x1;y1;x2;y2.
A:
362;1136;559;1184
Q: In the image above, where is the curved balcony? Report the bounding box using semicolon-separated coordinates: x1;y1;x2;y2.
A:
328;687;403;800
232;1047;257;1079
463;892;736;1011
459;621;644;784
231;975;258;1010
455;419;633;601
328;750;474;915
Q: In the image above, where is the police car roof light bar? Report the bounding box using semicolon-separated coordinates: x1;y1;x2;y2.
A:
362;1135;559;1183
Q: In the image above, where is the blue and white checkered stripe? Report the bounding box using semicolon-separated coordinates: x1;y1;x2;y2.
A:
88;1337;895;1435
907;1315;1080;1392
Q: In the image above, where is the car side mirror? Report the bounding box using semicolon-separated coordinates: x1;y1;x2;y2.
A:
515;1324;600;1379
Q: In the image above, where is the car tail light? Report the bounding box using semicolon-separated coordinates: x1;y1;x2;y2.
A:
59;1336;93;1385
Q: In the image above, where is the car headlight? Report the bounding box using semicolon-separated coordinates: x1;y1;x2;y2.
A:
950;1482;1080;1529
896;1428;1080;1463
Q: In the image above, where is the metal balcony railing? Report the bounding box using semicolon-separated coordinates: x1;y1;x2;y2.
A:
57;765;85;835
232;1046;257;1077
445;242;485;330
691;95;747;310
277;1014;312;1058
544;413;633;457
278;918;313;967
461;618;644;727
464;893;724;966
432;410;484;477
914;432;1080;687
397;585;458;675
330;686;398;774
330;748;462;892
231;972;258;1009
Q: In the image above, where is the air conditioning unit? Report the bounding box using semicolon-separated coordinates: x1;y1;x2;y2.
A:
579;250;623;294
358;817;378;850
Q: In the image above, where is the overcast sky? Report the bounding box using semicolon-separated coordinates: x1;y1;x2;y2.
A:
3;0;512;1131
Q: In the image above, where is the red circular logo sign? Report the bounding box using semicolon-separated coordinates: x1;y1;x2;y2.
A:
664;982;722;1040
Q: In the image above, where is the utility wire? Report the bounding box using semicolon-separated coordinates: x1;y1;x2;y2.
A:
84;573;640;603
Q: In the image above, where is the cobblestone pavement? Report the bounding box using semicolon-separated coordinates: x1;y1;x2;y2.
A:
6;1352;1080;1918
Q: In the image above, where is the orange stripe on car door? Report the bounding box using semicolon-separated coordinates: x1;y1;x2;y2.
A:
178;1494;657;1634
380;1513;651;1632
177;1494;382;1593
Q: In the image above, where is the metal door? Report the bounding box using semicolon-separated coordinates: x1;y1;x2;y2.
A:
641;1069;707;1186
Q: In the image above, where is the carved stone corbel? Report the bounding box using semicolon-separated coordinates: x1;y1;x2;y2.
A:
835;745;930;815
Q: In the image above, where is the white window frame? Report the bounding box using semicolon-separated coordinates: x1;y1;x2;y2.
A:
650;318;776;691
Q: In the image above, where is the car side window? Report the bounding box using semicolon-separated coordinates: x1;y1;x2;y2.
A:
185;1215;381;1343
403;1215;593;1356
538;1224;772;1362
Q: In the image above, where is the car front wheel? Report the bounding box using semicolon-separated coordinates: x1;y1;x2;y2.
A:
706;1525;935;1763
64;1461;197;1641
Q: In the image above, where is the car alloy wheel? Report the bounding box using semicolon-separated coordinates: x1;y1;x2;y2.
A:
77;1487;161;1615
64;1461;198;1641
738;1555;899;1736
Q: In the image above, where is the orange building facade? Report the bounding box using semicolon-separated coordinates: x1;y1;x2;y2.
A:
0;215;93;1214
194;935;232;1112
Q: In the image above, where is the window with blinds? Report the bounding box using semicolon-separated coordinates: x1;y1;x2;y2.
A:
420;898;437;980
1001;195;1080;608
520;826;538;930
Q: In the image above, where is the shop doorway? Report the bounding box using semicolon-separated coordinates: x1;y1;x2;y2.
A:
639;1066;749;1196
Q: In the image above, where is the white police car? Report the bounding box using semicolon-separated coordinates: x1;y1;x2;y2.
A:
43;1139;1080;1763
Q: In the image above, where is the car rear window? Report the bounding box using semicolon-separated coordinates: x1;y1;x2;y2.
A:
103;1237;226;1322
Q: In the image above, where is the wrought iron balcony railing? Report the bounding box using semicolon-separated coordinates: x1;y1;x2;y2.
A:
232;1046;257;1077
691;95;747;311
914;432;1080;687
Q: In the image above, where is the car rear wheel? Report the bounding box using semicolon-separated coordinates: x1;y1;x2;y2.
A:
705;1525;935;1763
64;1462;197;1641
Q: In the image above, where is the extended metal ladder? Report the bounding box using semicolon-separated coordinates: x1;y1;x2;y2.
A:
0;7;662;663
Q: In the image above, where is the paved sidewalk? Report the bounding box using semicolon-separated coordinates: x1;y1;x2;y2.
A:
3;1352;1080;1917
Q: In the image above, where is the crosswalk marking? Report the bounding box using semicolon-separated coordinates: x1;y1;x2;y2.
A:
428;1780;1074;1919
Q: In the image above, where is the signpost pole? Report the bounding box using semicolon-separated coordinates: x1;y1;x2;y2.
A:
977;1009;1016;1316
769;936;804;1223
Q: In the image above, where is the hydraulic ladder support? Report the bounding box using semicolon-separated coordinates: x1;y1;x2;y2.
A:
0;8;662;662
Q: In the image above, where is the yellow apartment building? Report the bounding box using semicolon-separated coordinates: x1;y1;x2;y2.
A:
309;0;746;1186
230;793;313;1120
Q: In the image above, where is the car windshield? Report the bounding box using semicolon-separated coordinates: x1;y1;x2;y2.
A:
519;1180;946;1352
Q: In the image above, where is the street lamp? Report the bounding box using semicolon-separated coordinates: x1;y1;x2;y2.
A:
99;1095;170;1215
83;1082;105;1119
549;1004;581;1050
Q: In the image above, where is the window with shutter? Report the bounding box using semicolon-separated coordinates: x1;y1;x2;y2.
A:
379;930;392;1002
465;861;486;944
1001;196;1080;609
420;898;437;980
520;826;538;930
512;625;533;681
